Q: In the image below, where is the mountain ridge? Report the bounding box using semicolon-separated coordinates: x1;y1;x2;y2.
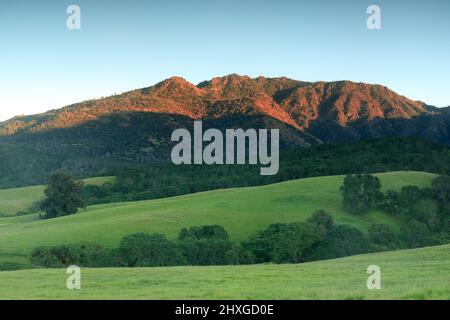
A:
0;74;442;136
0;74;449;188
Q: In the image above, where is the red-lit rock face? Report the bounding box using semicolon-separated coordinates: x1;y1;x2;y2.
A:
0;74;433;136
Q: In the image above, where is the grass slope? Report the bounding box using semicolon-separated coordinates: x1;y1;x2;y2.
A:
0;243;448;299
0;171;435;268
0;176;115;216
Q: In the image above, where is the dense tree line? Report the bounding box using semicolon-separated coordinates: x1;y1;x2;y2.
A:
12;137;450;217
26;216;391;268
81;137;450;206
341;174;450;247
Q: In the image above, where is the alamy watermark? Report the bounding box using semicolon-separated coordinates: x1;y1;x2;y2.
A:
65;4;381;32
367;5;381;30
171;121;279;175
366;265;381;289
66;265;81;290
66;5;81;30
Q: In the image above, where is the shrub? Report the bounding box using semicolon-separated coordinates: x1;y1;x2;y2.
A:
178;225;229;241
398;186;423;208
307;210;334;236
30;245;78;268
75;242;112;267
30;242;111;268
117;233;184;267
180;238;233;266
242;223;286;263
432;175;450;212
382;190;401;215
368;224;397;248
305;225;372;261
402;220;432;248
272;223;321;263
410;199;440;232
383;186;427;216
243;222;320;264
340;174;383;214
430;232;450;245
225;245;255;265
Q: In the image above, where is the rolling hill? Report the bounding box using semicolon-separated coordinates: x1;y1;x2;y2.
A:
0;171;436;269
0;243;448;299
0;176;115;216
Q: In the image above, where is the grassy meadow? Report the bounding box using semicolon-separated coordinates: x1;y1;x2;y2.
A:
0;243;448;299
0;171;436;268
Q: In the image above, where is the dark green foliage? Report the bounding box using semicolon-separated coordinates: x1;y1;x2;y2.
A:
340;174;383;214
307;210;334;236
382;190;402;215
178;225;229;241
381;177;450;246
430;232;450;245
242;223;285;263
71;242;113;267
271;223;322;263
443;217;450;233
177;224;233;265
0;262;24;271
402;220;433;248
28;205;450;270
31;246;75;268
71;137;450;207
178;225;234;265
243;222;320;264
40;172;85;219
368;224;397;249
30;242;111;268
400;185;422;202
432;175;450;212
382;186;423;216
179;239;233;266
410;199;440;232
117;233;184;267
82;184;112;200
305;225;372;261
398;186;423;214
225;245;255;265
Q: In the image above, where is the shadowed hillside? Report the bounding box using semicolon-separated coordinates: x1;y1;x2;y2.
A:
0;75;449;188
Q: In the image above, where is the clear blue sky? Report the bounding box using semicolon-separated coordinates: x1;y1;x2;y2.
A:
1;0;449;121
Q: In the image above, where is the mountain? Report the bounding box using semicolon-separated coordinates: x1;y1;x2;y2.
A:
0;74;449;187
0;74;439;135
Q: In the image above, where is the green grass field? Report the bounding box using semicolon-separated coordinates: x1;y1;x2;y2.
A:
0;243;448;299
0;171;436;268
0;176;115;217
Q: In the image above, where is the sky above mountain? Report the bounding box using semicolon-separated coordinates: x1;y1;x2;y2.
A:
1;0;449;121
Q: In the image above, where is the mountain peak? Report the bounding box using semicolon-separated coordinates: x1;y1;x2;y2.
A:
145;76;198;93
